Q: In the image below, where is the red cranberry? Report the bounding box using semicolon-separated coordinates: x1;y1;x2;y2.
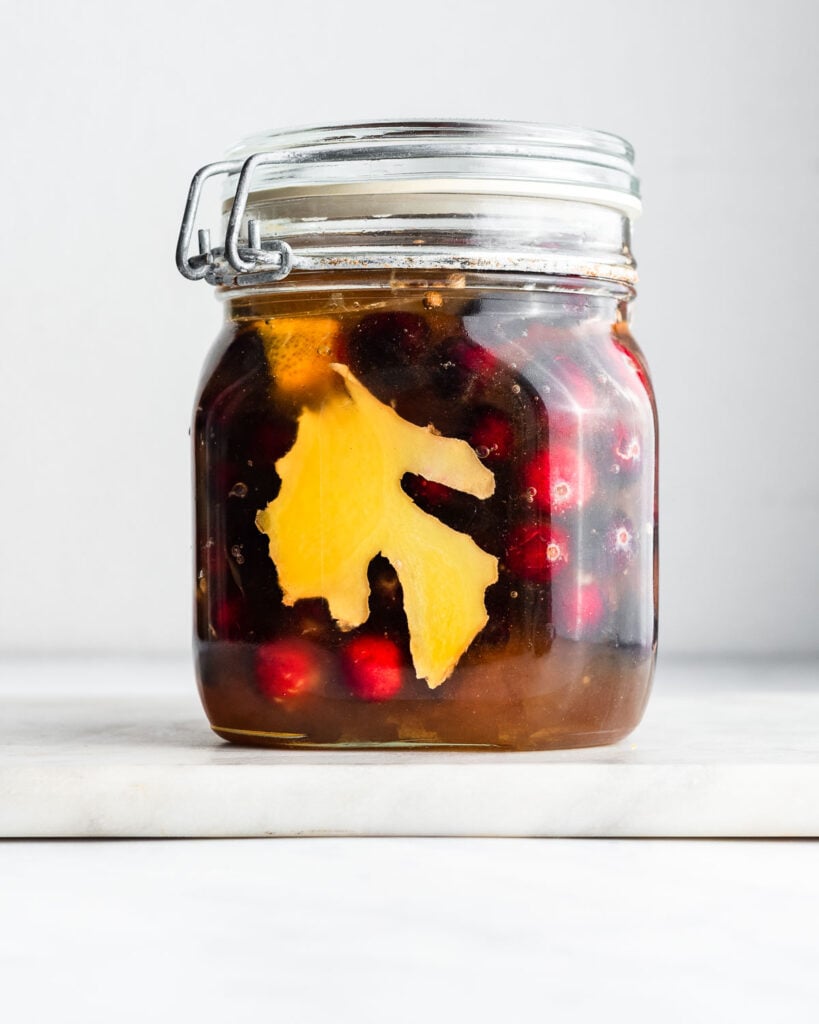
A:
434;338;500;398
470;410;515;464
403;474;455;507
505;522;570;583
212;595;243;639
542;356;601;440
610;337;649;390
550;355;598;411
553;582;606;638
610;425;642;476
492;336;534;374
604;517;638;570
456;340;500;379
342;635;404;701
256;639;323;699
524;445;595;515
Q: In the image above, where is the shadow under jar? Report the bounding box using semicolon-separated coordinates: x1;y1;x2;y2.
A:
178;121;658;750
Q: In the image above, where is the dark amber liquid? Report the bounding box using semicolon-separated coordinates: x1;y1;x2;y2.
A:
194;276;657;749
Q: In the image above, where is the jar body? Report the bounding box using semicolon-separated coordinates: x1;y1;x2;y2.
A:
194;271;657;749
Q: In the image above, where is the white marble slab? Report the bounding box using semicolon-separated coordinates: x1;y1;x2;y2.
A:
1;657;818;837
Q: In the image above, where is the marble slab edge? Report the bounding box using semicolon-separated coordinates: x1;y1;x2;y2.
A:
2;762;818;838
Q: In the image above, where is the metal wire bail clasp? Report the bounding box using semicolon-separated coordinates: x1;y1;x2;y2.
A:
175;157;294;285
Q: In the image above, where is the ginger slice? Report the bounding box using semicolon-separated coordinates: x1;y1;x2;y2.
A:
257;316;343;399
256;364;498;688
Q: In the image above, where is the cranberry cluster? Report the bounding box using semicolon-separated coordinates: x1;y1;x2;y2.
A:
257;634;402;702
196;303;654;707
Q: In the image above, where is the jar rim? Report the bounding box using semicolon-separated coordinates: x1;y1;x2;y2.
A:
221;119;641;218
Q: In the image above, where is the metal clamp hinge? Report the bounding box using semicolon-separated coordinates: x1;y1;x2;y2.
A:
176;153;640;290
175;156;295;286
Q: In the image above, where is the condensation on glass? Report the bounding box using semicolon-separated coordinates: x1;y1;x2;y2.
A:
176;121;658;750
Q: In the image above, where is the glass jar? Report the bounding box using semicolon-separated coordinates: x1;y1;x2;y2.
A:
177;121;657;750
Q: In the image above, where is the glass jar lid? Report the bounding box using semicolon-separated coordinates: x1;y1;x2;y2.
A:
176;120;641;289
224;120;640;213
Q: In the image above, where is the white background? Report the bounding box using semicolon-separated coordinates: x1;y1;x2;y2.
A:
4;837;818;1022
1;0;817;657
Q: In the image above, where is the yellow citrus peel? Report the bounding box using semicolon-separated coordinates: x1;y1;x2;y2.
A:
256;364;498;688
257;316;343;399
